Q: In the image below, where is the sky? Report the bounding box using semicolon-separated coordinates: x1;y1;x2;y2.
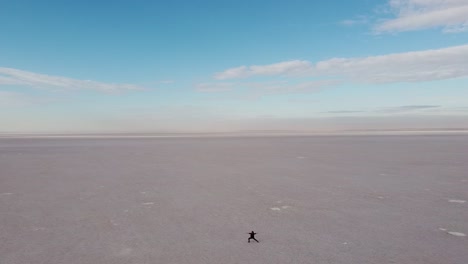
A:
1;0;468;133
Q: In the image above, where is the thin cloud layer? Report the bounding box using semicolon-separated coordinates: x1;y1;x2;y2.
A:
195;82;234;92
194;80;335;99
316;44;468;83
213;44;468;84
341;15;369;26
0;67;144;92
214;60;311;80
376;105;441;113
323;105;441;114
323;110;366;114
247;80;336;94
375;0;468;33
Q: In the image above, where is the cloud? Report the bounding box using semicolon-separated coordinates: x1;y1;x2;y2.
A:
213;44;468;84
315;44;468;83
322;105;441;115
0;67;144;92
341;20;359;26
323;110;366;114
214;60;311;80
195;82;234;92
376;105;441;113
247;80;336;95
159;80;175;84
375;0;468;33
195;80;335;99
340;16;369;26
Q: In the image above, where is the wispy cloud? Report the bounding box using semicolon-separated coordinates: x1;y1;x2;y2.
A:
213;44;468;84
340;15;369;26
323;110;366;114
195;80;335;99
374;0;468;33
376;105;441;113
322;105;442;115
159;80;175;84
0;67;144;92
195;82;234;92
214;60;311;80
314;44;468;83
247;80;335;95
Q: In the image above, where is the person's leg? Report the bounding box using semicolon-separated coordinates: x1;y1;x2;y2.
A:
254;238;259;243
248;238;251;243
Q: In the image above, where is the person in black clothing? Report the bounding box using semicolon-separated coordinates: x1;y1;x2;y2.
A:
248;231;259;243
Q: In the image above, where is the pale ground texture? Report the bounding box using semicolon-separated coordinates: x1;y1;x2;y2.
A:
0;135;467;264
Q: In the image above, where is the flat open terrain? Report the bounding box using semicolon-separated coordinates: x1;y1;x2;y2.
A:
1;135;467;264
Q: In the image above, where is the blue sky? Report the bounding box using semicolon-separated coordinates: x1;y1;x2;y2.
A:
1;0;468;132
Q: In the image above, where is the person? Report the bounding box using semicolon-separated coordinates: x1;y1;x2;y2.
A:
248;231;259;243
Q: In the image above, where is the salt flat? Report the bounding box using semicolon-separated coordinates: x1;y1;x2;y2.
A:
0;135;467;264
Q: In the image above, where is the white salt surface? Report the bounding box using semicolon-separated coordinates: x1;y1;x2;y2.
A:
439;228;466;237
449;199;466;204
1;135;468;264
448;232;466;237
